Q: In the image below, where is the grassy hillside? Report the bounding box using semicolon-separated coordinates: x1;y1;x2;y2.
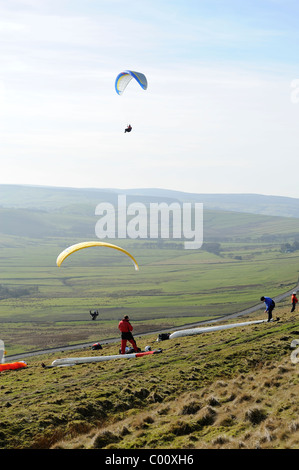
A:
1;185;299;450
1;300;299;450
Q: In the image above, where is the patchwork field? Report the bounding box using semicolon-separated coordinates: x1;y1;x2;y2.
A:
0;234;299;355
1;187;299;355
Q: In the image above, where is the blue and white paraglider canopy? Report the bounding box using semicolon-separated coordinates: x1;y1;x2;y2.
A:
115;70;148;95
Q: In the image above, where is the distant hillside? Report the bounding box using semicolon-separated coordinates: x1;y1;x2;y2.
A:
125;188;299;219
1;204;299;242
0;207;96;239
1;184;299;218
1;185;299;241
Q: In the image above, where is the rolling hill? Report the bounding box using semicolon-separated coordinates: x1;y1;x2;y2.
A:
1;184;299;241
1;184;299;218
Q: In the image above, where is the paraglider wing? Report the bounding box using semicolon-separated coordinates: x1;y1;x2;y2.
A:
115;70;147;95
168;319;266;340
56;241;139;271
0;361;27;372
50;349;162;367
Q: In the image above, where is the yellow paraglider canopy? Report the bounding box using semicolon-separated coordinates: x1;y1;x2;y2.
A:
56;241;139;271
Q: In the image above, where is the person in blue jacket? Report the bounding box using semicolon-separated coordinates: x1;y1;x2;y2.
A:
260;296;275;322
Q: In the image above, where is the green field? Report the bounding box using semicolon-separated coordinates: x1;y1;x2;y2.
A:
1;186;299;354
1;232;299;354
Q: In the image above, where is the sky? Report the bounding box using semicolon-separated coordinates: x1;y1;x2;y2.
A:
0;0;299;198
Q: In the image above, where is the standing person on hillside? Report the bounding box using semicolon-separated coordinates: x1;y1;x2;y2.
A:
260;296;275;322
291;292;298;312
118;315;140;354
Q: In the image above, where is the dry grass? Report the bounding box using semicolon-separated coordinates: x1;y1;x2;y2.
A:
1;303;299;450
49;306;299;450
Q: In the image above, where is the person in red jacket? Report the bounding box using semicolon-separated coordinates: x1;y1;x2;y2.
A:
118;315;140;354
291;292;298;312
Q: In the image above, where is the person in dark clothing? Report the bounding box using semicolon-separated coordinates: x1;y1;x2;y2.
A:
260;296;275;322
118;315;139;354
124;124;132;133
291;292;298;312
90;310;99;320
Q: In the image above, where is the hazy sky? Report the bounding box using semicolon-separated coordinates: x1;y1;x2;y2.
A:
1;0;299;197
